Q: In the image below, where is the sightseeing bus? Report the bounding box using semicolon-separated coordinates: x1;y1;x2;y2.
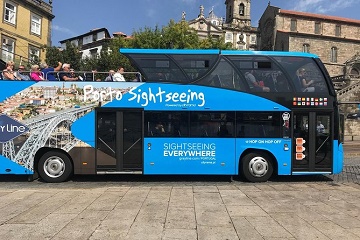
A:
0;49;343;182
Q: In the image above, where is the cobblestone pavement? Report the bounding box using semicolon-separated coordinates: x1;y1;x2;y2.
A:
0;150;359;239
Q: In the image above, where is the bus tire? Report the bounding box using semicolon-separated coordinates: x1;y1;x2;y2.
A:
241;152;273;182
38;151;73;183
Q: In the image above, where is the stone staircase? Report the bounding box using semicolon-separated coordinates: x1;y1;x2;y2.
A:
335;77;360;136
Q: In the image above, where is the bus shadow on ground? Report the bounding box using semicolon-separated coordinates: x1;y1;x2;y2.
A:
0;174;335;184
66;174;334;184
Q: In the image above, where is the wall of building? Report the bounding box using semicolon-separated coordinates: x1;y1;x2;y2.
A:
0;0;53;64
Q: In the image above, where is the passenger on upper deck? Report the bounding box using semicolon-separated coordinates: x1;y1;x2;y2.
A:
113;67;126;82
2;61;16;80
40;62;62;81
297;68;315;92
30;64;44;81
104;70;115;81
245;70;270;92
15;65;30;80
59;63;79;81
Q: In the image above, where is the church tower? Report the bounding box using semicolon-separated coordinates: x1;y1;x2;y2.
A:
225;0;251;28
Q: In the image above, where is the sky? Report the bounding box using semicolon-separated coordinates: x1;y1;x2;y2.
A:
50;0;360;47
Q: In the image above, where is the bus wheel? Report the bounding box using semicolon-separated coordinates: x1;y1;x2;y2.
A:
38;151;73;183
241;153;273;182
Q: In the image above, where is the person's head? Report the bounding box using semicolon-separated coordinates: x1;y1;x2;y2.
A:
18;65;26;72
109;70;115;75
40;62;48;69
31;64;40;72
62;63;71;72
6;61;14;69
298;68;306;76
118;67;124;73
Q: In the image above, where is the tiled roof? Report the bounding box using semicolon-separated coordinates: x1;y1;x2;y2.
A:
280;9;360;25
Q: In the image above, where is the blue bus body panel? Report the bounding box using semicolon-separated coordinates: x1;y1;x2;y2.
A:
235;138;292;175
72;111;96;148
144;138;236;175
0;81;35;102
333;140;343;174
221;50;319;58
103;83;290;111
120;48;220;55
143;137;291;175
119;48;319;58
0;155;31;174
72;83;290;147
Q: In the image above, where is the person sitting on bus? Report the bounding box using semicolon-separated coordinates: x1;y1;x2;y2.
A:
2;61;16;80
40;62;62;81
317;121;325;134
238;126;245;137
245;71;270;92
113;67;126;81
153;123;165;136
104;70;115;81
217;122;229;137
297;68;315;92
15;65;30;80
30;64;44;81
59;63;79;81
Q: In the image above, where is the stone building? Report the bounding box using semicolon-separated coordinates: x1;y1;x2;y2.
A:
187;0;258;50
0;0;54;65
258;4;360;79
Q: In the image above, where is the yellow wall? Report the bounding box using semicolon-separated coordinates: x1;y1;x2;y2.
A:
0;0;53;65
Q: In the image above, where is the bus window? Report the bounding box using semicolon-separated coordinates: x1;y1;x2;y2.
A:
145;111;188;137
236;112;281;138
225;55;292;93
274;56;328;93
195;58;243;91
190;112;235;137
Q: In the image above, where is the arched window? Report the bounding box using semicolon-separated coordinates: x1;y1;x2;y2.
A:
330;47;338;63
239;3;245;16
303;44;310;53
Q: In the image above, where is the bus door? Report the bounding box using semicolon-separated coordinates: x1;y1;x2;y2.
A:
96;109;143;172
292;112;333;173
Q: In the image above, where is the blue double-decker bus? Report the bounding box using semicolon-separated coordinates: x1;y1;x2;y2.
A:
0;49;343;182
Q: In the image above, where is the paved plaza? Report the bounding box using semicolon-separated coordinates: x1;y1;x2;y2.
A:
0;143;359;240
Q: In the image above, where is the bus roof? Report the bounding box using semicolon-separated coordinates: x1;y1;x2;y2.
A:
119;48;319;58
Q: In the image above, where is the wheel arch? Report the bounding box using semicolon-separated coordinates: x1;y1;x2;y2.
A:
34;147;74;175
239;148;278;175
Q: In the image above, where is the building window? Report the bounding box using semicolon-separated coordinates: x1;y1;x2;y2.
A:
239;3;245;16
335;25;341;37
315;22;321;34
225;32;233;42
29;46;40;63
330;47;338;63
1;37;15;61
89;48;98;59
31;14;41;35
303;43;310;53
4;1;16;25
250;35;256;44
290;19;297;32
228;6;232;19
92;34;97;42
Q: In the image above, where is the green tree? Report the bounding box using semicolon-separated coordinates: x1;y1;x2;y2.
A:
44;42;82;69
44;46;63;67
